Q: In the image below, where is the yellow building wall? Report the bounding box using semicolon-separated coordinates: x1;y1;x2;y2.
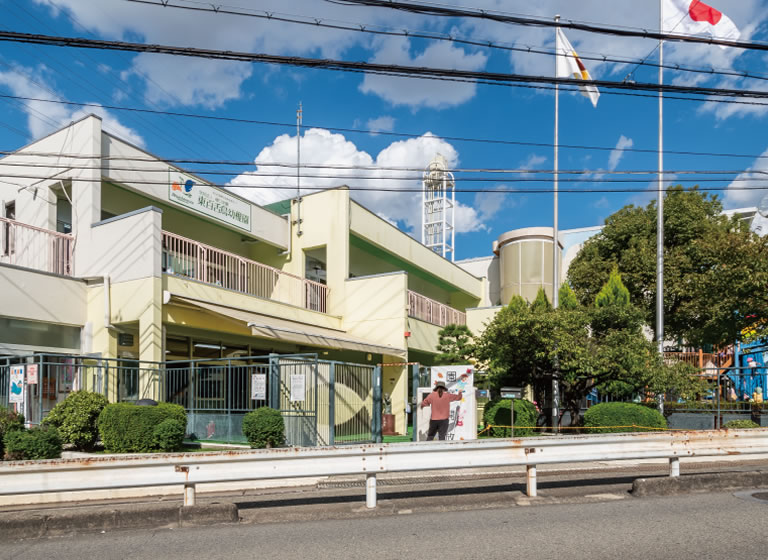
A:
466;306;503;337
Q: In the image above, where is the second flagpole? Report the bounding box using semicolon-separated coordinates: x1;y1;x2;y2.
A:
552;14;560;431
657;0;665;413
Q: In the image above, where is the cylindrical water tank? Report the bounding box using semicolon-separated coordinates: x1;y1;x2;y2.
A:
495;227;562;305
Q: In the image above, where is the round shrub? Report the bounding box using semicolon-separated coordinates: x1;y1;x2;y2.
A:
3;426;61;460
0;406;25;459
482;399;538;437
723;419;760;429
152;419;185;452
242;407;285;448
42;391;108;451
583;402;667;433
98;402;185;453
156;402;187;429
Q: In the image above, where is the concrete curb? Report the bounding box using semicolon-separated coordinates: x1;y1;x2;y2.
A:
632;470;768;497
0;503;238;541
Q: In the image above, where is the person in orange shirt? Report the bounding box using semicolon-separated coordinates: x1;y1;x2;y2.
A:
420;381;463;441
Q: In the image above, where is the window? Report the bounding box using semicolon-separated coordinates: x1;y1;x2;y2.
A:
56;198;72;234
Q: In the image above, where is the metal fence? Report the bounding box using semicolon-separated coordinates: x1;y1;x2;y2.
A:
1;353;381;446
162;231;328;313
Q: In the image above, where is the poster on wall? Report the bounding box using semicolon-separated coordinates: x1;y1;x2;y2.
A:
417;365;476;441
290;374;306;402
251;373;267;401
9;365;24;405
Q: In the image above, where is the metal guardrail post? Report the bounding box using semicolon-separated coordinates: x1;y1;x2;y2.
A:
329;362;336;445
669;457;680;477
366;473;377;508
526;465;537;497
372;365;382;443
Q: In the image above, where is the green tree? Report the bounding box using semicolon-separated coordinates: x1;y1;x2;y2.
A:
568;186;768;347
558;283;580;310
595;266;630;308
434;324;475;365
531;287;551;312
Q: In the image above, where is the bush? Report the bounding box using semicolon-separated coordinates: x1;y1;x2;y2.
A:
41;391;108;451
242;407;285;448
482;399;538;437
0;407;25;459
583;402;667;433
153;419;185;452
98;403;186;453
723;419;760;429
3;426;61;460
156;402;187;429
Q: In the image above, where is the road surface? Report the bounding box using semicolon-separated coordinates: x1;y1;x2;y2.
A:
3;490;767;559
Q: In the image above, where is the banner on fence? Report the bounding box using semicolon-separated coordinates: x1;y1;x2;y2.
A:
290;374;306;402
9;365;24;405
251;373;266;401
26;364;38;385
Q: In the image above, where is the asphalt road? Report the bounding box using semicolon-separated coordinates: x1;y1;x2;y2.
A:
3;491;767;560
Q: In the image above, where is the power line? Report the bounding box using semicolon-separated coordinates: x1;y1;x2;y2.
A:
330;0;768;51
124;0;768;85
1;31;768;101
1;159;765;177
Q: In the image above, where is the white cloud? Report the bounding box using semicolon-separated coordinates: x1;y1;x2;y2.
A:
366;116;396;134
229;128;485;234
360;38;488;109
0;65;144;146
723;146;768;209
608;135;634;171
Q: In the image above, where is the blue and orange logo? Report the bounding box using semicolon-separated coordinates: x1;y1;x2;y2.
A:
171;179;195;193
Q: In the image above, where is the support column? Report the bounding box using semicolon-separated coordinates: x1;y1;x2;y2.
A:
366;473;377;509
669;457;680;477
526;464;537;497
184;484;196;506
138;277;163;400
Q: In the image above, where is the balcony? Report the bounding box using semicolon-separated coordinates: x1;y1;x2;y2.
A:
408;290;466;327
0;217;74;276
162;231;328;313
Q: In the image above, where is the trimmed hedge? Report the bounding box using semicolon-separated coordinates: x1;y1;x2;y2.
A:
153;419;185;452
482;399;538;437
242;407;285;448
723;419;760;429
0;407;25;459
3;426;61;460
583;402;667;433
97;403;187;453
41;391;108;451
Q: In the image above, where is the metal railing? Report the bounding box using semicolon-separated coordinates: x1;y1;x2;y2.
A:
0;217;73;276
408;290;466;327
162;231;328;313
1;429;766;508
664;350;733;371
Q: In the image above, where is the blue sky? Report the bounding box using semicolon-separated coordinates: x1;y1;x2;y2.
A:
2;0;768;260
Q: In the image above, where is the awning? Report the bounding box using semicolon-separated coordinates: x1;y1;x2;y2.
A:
170;295;406;358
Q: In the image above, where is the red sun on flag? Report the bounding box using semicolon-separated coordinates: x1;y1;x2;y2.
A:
689;0;723;25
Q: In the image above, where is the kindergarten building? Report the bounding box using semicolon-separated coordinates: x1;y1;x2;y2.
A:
0;115;489;439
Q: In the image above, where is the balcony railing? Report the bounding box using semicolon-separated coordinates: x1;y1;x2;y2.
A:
162;231;328;313
408;290;466;327
0;217;74;276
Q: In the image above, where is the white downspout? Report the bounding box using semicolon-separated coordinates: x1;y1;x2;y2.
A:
104;274;116;330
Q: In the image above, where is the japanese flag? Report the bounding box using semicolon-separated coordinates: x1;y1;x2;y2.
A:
662;0;740;44
555;27;599;108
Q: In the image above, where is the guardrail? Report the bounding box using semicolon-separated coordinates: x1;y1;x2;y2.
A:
408;290;466;327
162;231;328;313
1;429;766;509
0;217;74;276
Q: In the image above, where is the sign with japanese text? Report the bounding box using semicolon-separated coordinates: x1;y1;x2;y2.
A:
290;374;306;402
26;364;39;385
169;169;251;231
251;373;267;401
422;365;477;441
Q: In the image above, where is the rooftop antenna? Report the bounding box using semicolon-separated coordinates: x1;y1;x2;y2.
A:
295;102;303;237
421;154;455;261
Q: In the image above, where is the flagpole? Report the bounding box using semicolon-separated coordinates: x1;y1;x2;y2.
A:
552;14;560;432
657;0;665;412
